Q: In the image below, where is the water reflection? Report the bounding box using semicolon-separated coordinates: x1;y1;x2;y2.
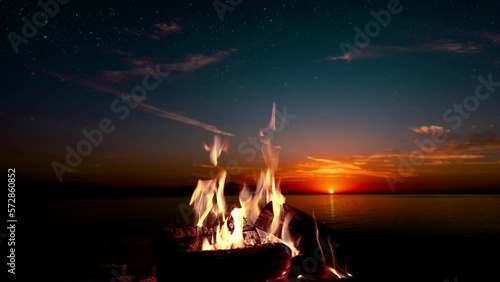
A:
284;194;500;237
330;194;335;221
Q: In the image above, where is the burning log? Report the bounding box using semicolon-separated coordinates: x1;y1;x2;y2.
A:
255;201;338;256
153;201;353;282
153;224;292;282
255;202;353;280
163;212;261;250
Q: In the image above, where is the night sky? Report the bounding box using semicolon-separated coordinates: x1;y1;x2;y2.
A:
3;0;500;194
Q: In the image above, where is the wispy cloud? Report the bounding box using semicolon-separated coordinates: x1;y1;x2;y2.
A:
445;136;500;152
151;22;182;36
137;102;234;136
467;30;500;45
28;48;237;136
326;45;395;61
278;126;500;182
437;29;500;46
280;156;390;181
326;39;482;61
421;40;482;54
327;28;500;61
126;20;182;40
162;48;238;72
410;125;451;135
99;48;238;83
107;49;134;55
326;48;384;61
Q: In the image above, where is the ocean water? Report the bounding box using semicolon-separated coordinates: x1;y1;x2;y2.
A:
24;194;500;281
35;194;500;238
285;194;500;238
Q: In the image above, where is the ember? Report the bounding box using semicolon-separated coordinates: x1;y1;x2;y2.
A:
153;103;353;281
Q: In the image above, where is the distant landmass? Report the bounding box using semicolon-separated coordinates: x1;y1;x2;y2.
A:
21;179;500;199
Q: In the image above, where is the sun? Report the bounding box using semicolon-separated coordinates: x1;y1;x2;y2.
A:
328;188;334;194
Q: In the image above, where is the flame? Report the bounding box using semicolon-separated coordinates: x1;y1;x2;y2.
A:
189;103;300;254
312;210;350;279
282;212;300;257
196;135;249;251
239;184;261;223
227;207;245;248
187;103;352;279
203;135;228;167
189;179;215;227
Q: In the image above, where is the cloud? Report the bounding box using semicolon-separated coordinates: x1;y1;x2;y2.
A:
437;29;500;46
163;49;238;72
126;20;182;40
278;126;500;182
99;69;148;83
445;138;500;152
99;48;238;82
436;126;500;153
409;125;451;135
151;22;182;36
279;156;391;181
137;102;234;136
467;31;500;45
407;124;500;158
326;47;384;61
30;47;238;135
326;45;398;61
326;40;483;61
107;49;134;55
279;150;492;183
29;52;235;136
421;40;482;54
426;154;484;160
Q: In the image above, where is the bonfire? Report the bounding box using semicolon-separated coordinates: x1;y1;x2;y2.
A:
153;103;353;282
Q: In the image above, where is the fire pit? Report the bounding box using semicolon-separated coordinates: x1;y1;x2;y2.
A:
153;203;354;281
153;199;354;281
154;229;292;281
153;103;354;281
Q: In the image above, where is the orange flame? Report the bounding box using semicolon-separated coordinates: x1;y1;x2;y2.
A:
312;211;350;278
188;103;351;279
189;103;298;257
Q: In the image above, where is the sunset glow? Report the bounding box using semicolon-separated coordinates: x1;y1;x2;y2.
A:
4;1;499;196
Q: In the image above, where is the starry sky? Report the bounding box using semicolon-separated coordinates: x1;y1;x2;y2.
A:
2;0;500;194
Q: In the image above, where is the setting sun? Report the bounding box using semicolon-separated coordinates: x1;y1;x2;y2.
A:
329;189;334;194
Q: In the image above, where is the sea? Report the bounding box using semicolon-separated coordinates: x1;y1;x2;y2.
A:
22;194;500;282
